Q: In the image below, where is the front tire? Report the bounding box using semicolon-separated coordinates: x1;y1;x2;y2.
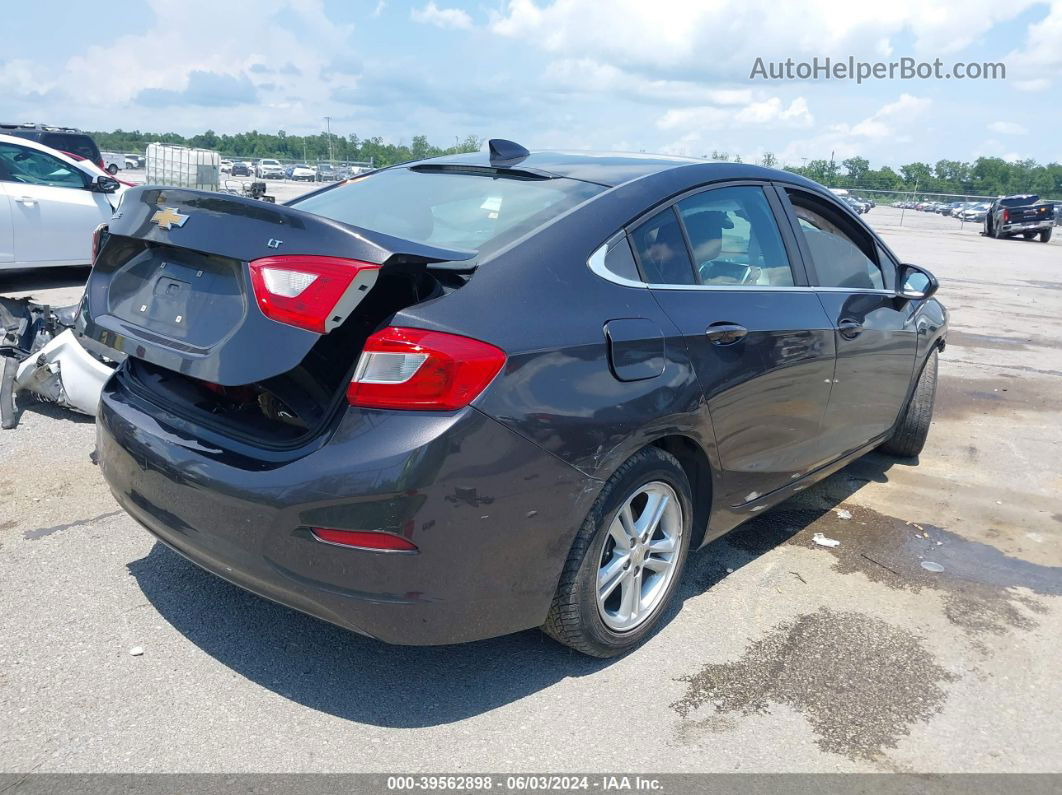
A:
881;349;938;458
542;446;693;657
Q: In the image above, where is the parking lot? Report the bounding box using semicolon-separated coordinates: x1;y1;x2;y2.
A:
0;205;1059;773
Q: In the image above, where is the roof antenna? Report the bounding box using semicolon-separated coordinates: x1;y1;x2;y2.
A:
488;138;530;166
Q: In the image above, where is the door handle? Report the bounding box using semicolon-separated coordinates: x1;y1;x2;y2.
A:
16;196;37;205
705;322;748;345
838;318;863;339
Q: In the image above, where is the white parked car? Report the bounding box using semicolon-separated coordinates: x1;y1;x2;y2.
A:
255;158;284;179
220;159;233;174
290;164;316;181
0;133;126;269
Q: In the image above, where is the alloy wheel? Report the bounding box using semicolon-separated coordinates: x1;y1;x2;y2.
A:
596;481;683;632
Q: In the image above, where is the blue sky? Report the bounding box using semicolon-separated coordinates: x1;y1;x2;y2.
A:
2;0;1061;168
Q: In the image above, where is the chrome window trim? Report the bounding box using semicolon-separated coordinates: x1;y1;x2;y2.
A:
587;247;895;296
587;241;649;288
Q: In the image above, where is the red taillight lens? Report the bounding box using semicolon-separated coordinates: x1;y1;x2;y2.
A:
1002;209;1010;223
311;527;418;551
346;327;506;411
248;255;380;333
91;223;107;264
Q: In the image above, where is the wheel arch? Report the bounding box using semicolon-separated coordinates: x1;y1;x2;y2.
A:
648;434;714;550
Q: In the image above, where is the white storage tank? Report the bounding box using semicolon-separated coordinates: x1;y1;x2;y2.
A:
145;143;220;190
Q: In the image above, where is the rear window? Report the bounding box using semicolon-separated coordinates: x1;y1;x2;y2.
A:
290;167;605;257
39;133;100;162
1001;196;1038;207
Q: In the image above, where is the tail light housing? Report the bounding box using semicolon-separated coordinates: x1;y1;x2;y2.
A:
311;527;418;552
347;327;506;411
1002;209;1010;223
248;255;380;333
91;223;107;264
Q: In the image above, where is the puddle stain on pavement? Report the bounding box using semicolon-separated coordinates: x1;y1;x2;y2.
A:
672;608;957;761
673;486;1059;759
726;502;1059;635
935;374;1058;420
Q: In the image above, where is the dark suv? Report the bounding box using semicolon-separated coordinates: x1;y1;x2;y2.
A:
0;123;104;170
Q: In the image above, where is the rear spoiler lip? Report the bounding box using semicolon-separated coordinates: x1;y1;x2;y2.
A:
110;185;477;266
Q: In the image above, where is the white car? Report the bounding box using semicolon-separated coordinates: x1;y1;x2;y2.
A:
0;133;126;269
220;159;233;174
255;158;284;179
290;164;316;181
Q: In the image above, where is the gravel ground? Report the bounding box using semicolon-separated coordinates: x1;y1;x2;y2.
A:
0;206;1059;773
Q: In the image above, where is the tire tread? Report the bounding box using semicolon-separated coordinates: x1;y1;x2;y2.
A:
881;349;938;457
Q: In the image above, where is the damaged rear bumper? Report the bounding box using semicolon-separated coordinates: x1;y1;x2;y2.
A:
96;372;600;645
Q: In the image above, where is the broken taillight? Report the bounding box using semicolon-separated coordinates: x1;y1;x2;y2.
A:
91;223;107;264
248;255;380;334
346;327;506;411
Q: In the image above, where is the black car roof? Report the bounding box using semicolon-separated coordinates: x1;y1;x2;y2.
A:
414;149;822;189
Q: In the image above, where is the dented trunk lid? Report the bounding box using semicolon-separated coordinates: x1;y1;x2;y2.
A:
80;186;472;385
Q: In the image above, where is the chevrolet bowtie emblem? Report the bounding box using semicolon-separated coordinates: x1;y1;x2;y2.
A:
151;207;189;230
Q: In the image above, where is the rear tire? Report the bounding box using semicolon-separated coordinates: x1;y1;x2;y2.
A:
881;349;938;458
542;446;693;657
1041;228;1053;243
107;164;118;175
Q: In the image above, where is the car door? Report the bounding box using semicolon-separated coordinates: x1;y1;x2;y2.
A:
0;141;111;265
778;186;917;458
632;182;837;506
0;166;13;264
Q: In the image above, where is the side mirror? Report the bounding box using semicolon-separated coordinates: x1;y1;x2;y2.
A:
897;264;938;301
91;175;120;193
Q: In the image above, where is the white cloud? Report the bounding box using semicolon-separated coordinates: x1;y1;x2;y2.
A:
490;0;1041;80
657;96;812;132
2;0;358;134
542;58;753;106
777;94;931;164
411;2;473;30
845;94;931;139
1005;0;1062;89
988;121;1028;135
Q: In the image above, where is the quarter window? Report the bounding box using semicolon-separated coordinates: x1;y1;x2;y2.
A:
787;192;885;290
0;144;85;189
676;186;794;287
630;207;696;285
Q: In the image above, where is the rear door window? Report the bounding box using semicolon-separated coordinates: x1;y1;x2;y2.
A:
676;186;794;287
